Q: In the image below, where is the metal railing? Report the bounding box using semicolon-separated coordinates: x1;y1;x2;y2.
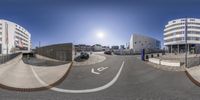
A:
0;53;21;64
187;56;200;68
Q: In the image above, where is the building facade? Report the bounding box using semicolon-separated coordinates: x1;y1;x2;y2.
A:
164;18;200;53
92;44;103;51
120;45;125;49
0;19;31;54
129;34;161;53
111;46;119;50
102;46;110;51
74;44;92;52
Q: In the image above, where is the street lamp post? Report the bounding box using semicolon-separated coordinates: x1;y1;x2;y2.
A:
39;41;41;54
185;18;188;69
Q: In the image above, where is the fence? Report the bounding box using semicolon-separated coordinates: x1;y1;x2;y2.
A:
112;49;164;55
0;53;21;64
187;57;200;68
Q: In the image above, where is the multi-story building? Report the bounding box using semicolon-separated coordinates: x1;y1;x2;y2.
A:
0;19;31;54
102;46;110;51
129;34;161;53
120;45;125;50
111;46;119;50
164;18;200;53
74;44;92;52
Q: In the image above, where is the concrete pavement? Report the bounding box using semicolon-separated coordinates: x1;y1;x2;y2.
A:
0;54;72;90
186;66;200;87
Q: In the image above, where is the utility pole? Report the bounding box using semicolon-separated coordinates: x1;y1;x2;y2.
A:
39;41;41;48
5;22;8;62
38;41;41;54
185;18;188;69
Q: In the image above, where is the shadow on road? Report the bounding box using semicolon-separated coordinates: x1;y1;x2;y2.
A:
22;57;68;66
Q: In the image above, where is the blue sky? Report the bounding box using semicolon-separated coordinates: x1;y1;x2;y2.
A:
0;0;200;48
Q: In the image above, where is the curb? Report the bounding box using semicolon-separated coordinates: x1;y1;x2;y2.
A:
185;70;200;87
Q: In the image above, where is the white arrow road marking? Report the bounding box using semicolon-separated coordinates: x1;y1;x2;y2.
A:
91;68;100;74
31;61;125;93
97;67;108;72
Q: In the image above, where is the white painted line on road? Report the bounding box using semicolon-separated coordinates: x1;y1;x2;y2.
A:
91;68;100;74
31;66;50;87
97;67;108;72
31;61;125;93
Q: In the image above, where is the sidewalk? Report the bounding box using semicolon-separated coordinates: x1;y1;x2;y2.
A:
0;56;72;91
186;66;200;86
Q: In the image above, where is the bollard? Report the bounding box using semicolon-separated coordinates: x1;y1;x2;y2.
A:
146;55;149;60
141;49;145;61
157;54;159;57
151;54;153;58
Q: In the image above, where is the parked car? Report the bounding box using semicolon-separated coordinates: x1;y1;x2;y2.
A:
80;52;89;59
104;50;112;55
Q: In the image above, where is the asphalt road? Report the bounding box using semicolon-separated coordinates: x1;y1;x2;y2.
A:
0;54;200;100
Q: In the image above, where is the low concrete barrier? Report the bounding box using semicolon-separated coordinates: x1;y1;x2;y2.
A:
160;60;181;67
148;58;181;67
148;58;160;64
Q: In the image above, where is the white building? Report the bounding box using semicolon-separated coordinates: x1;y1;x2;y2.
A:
92;44;103;51
129;34;161;53
164;18;200;53
0;19;31;54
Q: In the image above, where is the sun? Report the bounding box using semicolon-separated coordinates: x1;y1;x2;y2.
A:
96;31;105;39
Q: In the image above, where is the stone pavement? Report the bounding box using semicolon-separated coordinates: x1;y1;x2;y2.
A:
0;54;72;90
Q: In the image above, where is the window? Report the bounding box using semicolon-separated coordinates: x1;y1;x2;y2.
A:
164;26;185;33
165;23;184;29
181;19;185;21
188;26;200;29
190;19;195;21
182;37;184;41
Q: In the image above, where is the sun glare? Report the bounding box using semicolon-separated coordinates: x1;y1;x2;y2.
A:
96;31;105;39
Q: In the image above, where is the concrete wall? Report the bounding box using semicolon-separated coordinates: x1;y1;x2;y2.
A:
36;43;74;61
148;57;181;67
149;58;160;64
160;60;181;67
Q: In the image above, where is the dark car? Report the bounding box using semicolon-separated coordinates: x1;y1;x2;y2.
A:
104;50;112;55
80;52;89;59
